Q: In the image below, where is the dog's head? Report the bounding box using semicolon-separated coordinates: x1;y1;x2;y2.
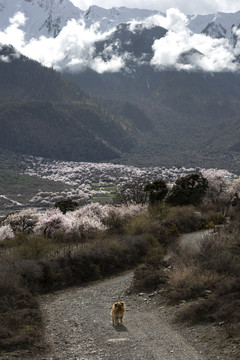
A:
114;301;125;310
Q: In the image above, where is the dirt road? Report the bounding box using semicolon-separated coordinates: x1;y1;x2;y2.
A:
33;272;206;360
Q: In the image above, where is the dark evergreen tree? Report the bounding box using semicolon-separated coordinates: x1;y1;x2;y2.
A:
55;198;79;214
144;179;168;205
165;173;208;207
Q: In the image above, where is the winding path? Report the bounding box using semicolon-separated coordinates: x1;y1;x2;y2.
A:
33;272;206;360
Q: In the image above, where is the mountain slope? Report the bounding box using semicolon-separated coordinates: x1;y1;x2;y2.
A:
1;1;240;44
188;11;240;42
0;45;137;162
66;56;240;167
0;1;160;39
2;4;240;170
0;0;83;39
83;5;160;32
0;100;126;161
0;45;86;102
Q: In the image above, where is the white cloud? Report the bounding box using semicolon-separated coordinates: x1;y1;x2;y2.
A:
150;9;239;72
130;7;187;32
0;8;240;73
0;15;123;72
0;11;26;49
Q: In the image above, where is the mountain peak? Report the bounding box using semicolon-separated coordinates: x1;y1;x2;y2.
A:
188;10;240;40
0;0;83;39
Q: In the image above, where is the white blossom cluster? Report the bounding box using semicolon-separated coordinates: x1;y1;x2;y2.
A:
1;166;240;241
21;156;206;209
202;168;240;210
0;202;147;241
0;225;14;241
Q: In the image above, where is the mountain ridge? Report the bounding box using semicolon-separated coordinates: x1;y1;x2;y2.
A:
0;0;240;42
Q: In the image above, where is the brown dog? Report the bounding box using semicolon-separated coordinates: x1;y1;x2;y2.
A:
111;301;126;326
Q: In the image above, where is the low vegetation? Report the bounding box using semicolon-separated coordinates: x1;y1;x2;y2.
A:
130;208;240;357
0;171;240;356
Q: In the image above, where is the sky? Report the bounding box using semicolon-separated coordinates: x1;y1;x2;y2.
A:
70;0;240;15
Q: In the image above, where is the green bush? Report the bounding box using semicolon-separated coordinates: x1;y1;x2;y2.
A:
130;263;167;293
10;234;55;260
0;263;41;350
123;213;159;237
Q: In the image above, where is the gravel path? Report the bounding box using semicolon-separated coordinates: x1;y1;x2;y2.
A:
179;230;212;252
32;272;206;360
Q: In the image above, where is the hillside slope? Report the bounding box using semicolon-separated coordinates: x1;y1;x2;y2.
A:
0;45;138;162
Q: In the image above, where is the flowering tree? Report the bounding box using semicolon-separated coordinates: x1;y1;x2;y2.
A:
69;204;107;233
32;202;148;238
202;169;240;214
3;209;39;234
116;179;148;205
34;208;72;238
0;225;14;241
68;202;147;234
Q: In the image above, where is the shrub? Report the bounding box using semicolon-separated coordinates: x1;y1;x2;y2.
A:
196;232;240;276
12;234;55;260
167;265;220;303
123;213;159;237
148;203;171;220
130;263;167;293
0;260;42;350
174;277;240;328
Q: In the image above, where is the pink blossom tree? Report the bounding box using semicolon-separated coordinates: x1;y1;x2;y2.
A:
3;208;39;234
0;225;14;241
202;169;240;215
34;208;72;238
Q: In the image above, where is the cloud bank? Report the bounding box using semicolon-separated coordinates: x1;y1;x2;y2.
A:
0;8;240;73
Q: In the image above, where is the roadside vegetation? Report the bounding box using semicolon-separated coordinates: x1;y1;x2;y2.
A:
0;170;240;356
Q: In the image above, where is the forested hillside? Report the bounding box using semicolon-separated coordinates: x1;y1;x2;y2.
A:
67;66;240;169
0;45;140;162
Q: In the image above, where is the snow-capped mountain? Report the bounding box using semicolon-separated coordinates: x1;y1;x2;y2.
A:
188;11;240;42
0;0;160;39
0;0;240;43
0;0;83;39
83;5;160;32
